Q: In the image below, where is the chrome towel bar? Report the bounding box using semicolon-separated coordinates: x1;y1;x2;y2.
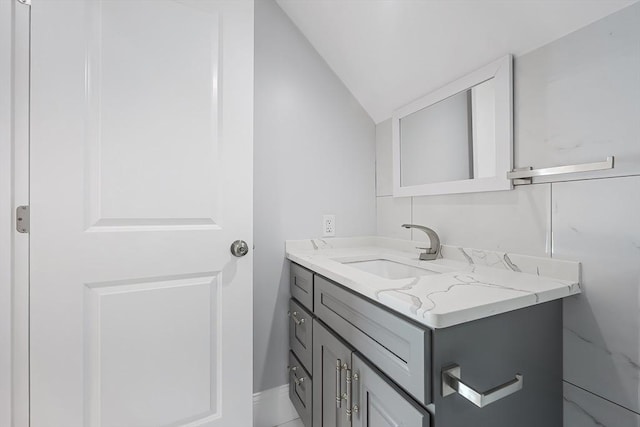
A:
442;365;523;408
507;156;614;184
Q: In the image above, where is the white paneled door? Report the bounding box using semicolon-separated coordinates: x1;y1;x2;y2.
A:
29;1;253;426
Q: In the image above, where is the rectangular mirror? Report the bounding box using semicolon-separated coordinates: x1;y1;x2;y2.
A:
392;55;513;196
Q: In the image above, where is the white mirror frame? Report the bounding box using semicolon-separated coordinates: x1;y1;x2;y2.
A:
392;54;513;197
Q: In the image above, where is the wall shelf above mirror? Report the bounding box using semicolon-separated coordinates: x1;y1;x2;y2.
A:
392;55;513;197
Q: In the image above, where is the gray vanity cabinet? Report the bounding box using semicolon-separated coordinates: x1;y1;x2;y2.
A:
351;354;430;427
312;319;352;427
289;261;563;427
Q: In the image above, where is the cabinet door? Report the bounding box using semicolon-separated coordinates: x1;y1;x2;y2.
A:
313;319;353;427
352;354;430;427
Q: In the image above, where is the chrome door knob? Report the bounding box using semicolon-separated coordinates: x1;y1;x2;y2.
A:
230;240;249;257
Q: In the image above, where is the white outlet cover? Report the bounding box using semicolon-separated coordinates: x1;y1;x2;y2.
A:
323;214;335;237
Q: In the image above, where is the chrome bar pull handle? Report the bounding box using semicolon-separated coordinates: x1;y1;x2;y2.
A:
336;359;342;409
291;311;305;325
352;372;360;417
345;368;353;419
442;365;523;408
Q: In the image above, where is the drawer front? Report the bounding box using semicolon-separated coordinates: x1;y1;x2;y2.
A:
314;275;431;405
289;351;313;427
291;263;314;311
289;298;313;372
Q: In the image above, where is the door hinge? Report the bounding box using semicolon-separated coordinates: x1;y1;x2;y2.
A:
17;0;31;6
16;206;29;233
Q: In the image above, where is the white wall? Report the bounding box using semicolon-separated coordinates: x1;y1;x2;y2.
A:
0;1;13;425
0;3;28;424
254;0;376;393
375;3;640;424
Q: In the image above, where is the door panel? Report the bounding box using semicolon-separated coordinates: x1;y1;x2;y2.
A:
313;320;352;427
86;275;220;427
84;0;219;228
352;355;430;427
29;1;253;426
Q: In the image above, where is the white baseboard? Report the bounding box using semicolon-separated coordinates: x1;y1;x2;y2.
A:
253;384;299;427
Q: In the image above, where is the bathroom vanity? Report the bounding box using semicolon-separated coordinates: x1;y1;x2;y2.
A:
286;237;580;427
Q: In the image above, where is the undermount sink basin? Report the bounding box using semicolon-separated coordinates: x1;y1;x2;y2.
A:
340;259;440;280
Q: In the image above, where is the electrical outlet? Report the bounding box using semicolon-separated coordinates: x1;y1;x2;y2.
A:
323;214;335;237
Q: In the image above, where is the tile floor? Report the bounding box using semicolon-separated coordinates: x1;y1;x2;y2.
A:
276;419;303;427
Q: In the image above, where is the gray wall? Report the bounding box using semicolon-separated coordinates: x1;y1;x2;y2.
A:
254;0;376;393
376;3;640;425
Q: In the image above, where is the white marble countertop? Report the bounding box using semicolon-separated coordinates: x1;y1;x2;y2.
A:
286;236;581;329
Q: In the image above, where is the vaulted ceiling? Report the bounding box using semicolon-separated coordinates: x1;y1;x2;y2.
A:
276;0;637;123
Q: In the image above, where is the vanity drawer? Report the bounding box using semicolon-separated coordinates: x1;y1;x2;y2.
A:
314;275;431;406
289;298;313;372
290;263;314;311
289;351;312;427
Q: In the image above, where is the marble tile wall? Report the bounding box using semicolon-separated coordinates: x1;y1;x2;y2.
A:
411;184;551;257
554;176;640;414
376;196;411;240
564;382;640;427
374;3;640;425
514;3;640;181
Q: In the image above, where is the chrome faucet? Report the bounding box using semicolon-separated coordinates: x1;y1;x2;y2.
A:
401;224;441;261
